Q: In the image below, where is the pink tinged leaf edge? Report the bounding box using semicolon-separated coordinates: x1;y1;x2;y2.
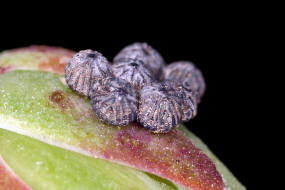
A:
87;124;226;190
1;45;75;74
45;82;226;190
0;116;225;190
0;155;32;190
0;66;12;74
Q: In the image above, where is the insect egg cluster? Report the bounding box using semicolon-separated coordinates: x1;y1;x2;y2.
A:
65;42;205;133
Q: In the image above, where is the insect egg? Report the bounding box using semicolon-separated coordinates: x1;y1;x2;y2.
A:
163;61;206;102
65;49;113;97
90;77;138;126
138;82;182;133
162;80;197;121
112;58;154;90
113;42;165;79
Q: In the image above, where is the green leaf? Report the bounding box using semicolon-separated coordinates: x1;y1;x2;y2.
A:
0;70;225;189
1;128;186;190
0;46;246;190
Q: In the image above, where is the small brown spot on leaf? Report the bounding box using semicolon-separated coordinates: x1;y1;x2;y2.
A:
49;90;73;111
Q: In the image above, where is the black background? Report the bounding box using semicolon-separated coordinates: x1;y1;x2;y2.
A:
0;9;263;189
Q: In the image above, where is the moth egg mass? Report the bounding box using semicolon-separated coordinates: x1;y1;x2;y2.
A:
65;46;206;134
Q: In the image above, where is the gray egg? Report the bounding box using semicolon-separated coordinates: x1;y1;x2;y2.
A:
138;82;183;133
113;42;165;79
65;50;113;97
163;61;206;102
90;77;138;126
163;80;197;122
112;58;154;90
